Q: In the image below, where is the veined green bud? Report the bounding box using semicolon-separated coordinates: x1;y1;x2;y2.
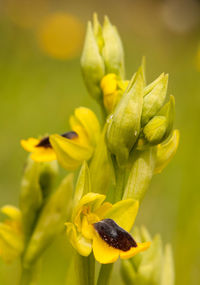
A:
154;129;180;174
23;173;73;268
143;116;167;145
39;160;58;200
19;157;43;237
106;70;144;166
81;20;105;101
102;16;125;78
142;73;168;126
123;148;155;201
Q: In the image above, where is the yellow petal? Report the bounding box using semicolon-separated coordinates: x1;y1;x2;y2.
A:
94;202;112;219
20;138;39;152
70;115;89;146
81;216;95;240
73;193;105;228
120;242;151;260
50;134;93;170
92;232;119;264
106;199;139;232
31;147;57;162
74;107;101;146
101;74;117;95
65;222;92;256
1;205;21;222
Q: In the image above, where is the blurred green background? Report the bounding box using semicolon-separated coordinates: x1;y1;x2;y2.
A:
0;0;200;284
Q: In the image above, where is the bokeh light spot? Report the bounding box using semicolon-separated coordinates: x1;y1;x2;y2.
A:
37;12;84;60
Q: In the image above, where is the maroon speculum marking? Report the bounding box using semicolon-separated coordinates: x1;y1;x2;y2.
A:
93;218;137;251
36;131;78;148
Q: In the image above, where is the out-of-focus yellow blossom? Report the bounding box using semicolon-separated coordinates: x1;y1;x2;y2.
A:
66;192;150;264
21;107;100;170
0;205;24;263
100;73;129;113
37;12;84;60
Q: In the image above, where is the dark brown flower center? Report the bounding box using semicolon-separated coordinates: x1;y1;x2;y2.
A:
93;218;137;251
36;131;78;148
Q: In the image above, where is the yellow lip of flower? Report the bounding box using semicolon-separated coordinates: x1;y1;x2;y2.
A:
21;131;78;162
66;192;150;264
100;73;129;113
0;205;24;263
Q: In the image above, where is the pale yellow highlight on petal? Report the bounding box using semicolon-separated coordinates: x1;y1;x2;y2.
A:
20;138;39;152
65;222;92;256
81;216;96;240
120;242;151;260
1;205;21;222
92;232;119;264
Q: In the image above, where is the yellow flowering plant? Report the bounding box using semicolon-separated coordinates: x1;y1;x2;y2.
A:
0;13;179;285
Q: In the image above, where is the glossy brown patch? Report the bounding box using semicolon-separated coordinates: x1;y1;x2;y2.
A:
36;131;78;148
93;219;137;251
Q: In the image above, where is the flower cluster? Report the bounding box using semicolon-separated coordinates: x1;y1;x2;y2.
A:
0;13;179;285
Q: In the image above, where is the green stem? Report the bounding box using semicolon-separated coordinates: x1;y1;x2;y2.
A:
97;264;113;285
75;253;95;285
19;260;41;285
114;165;126;202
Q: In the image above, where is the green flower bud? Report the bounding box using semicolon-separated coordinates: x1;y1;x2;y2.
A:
23;173;73;268
81;21;105;101
154;129;180;174
19;157;43;237
106;70;144;166
39;160;58;200
81;13;125;102
143;116;167;145
102;16;125;78
142;73;168;126
123;148;155;201
157;95;175;139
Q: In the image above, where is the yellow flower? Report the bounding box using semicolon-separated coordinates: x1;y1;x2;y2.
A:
66;192;150;264
0;205;24;263
21;107;100;170
100;73;129;113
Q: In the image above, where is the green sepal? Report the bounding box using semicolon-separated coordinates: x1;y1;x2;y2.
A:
142;73;168;126
106;69;144;166
23;173;74;268
102;16;125;78
123;148;155;201
19;157;43;238
81;21;105;101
